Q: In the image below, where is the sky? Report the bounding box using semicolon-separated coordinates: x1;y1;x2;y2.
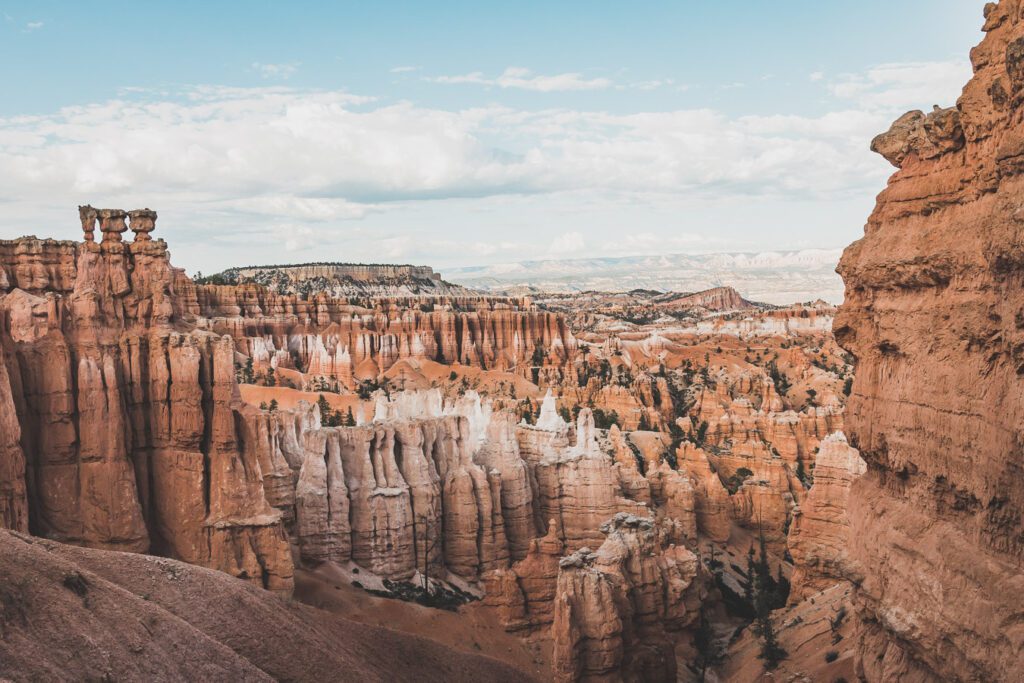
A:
0;1;984;275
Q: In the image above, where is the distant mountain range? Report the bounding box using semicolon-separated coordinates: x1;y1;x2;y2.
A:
445;249;844;305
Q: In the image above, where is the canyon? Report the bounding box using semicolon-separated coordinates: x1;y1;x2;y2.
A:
0;210;860;681
2;2;1023;680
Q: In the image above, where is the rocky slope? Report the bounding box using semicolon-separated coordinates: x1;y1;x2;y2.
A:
0;529;529;683
835;2;1024;679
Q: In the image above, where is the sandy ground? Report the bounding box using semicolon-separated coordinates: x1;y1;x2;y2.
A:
0;530;535;683
294;563;551;681
716;582;856;682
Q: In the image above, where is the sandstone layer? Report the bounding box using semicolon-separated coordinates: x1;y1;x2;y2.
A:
551;513;701;683
835;2;1024;679
786;432;865;603
0;218;293;593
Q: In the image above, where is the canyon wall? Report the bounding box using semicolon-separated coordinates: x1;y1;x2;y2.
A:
0;213;293;593
187;285;575;381
0;214;703;682
835;2;1024;679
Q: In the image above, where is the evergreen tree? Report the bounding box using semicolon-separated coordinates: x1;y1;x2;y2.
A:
691;603;721;682
752;530;788;669
345;407;356;426
744;544;756;606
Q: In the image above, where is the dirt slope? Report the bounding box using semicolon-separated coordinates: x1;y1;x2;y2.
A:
0;530;533;682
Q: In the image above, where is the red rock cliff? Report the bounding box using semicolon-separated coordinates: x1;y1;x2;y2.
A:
0;209;293;593
835;2;1024;679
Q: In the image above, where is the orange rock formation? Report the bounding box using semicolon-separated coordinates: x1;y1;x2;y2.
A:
836;2;1024;678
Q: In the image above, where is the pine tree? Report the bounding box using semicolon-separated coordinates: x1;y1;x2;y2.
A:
753;530;787;669
744;544;756;606
692;603;720;682
345;407;356;426
317;394;333;424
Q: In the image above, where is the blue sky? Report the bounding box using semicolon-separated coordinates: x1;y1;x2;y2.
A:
0;1;984;274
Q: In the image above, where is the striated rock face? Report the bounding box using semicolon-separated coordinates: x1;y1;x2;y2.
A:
786;433;865;603
663;285;754;312
678;443;734;542
551;513;700;683
0;221;292;593
245;390;519;580
189;285;576;381
522;409;649;550
0;337;29;533
835;3;1024;679
483;518;566;632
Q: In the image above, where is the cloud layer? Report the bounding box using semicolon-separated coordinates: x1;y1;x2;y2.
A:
0;58;970;271
426;66;612;91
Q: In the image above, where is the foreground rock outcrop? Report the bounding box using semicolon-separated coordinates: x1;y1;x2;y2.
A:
551;514;701;683
0;529;528;683
0;213;293;592
836;2;1024;679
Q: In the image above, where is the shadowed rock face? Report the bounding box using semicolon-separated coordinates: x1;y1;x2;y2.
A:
0;227;293;593
551;513;700;683
836;2;1024;679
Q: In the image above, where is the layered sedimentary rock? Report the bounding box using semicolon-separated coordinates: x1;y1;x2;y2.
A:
551;513;700;683
835;3;1024;679
786;433;865;603
678;443;734;542
0;338;28;532
188;284;576;381
245;390;520;580
520;406;649;550
0;216;292;592
483;519;566;632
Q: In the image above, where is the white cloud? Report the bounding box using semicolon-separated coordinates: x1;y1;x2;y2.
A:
809;71;824;82
825;59;971;111
548;231;585;255
609;231;705;253
23;21;43;32
427;66;612;92
0;84;893;218
251;62;300;80
630;79;674;91
0;72;917;270
390;65;421;73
